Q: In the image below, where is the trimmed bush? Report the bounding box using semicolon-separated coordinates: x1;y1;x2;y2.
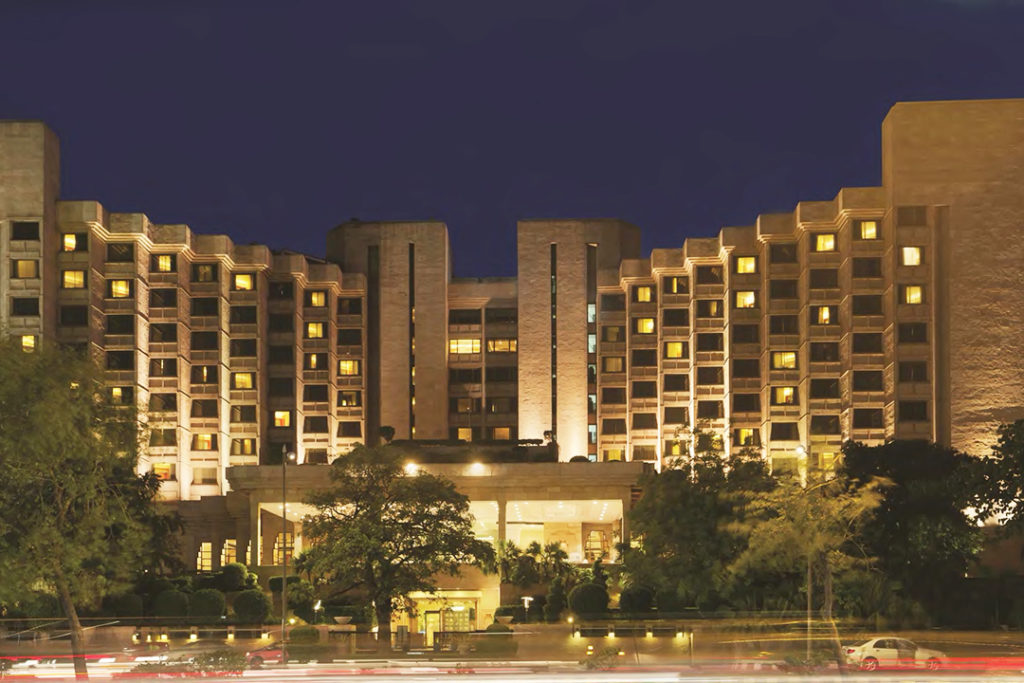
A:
289;625;319;643
544;577;567;622
190;588;226;619
218;562;249;592
103;593;144;618
153;589;190;619
477;622;517;656
568;582;609;616
269;575;301;593
655;588;684;613
233;589;272;624
619;585;654;614
569;455;590;462
495;604;526;623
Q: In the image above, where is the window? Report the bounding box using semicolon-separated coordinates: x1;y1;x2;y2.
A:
269;378;293;397
633;413;658;430
150;429;176;447
304;290;327;308
632;349;657;366
810;342;839;362
771;351;797;369
150;323;177;342
633;445;658;460
811;305;837;325
449;368;482;383
337;296;362;314
601;326;625;342
810;415;841;435
107;279;133;298
697;400;723;420
305;322;325;339
273;410;291;427
633;285;654;303
449;309;482;325
732;358;761;377
600;294;626;312
268;314;293;332
191;365;217;385
696;366;724;385
11;221;39;240
733;324;759;344
810;378;840;398
734;428;760;447
852;333;883;354
338;390;362;406
106;351;134;370
901;246;922;266
230;273;253;291
898;322;928;344
735;256;757;274
602;418;627;435
11;297;39;316
61;269;86;288
492;426;512;440
852;295;883;315
664;406;688;425
695;299;723;318
602;356;625;373
192;263;218;282
769;243;797;264
106;243;134;262
769;279;798;299
151;254;176;272
192;434;216;450
150;358;177;377
231;438;256;455
813;233;836;252
853;408;884;429
856;220;879;240
191;298;219;317
338;359;361;375
106;315;134;335
191;399;218;418
772;386;797;405
663;374;688;392
662;308;688;327
487;397;514;413
696;333;723;351
734;290;757;309
695;265;723;284
852;257;882;278
662;276;688;294
633;317;655;334
899;401;928;422
488;366;519;383
901;285;924;305
110;387;135;406
150;288;177;307
20;335;36;352
232;372;254;389
152;463;176;481
304;352;326;370
770;422;800;441
62;233;87;252
601;387;626;404
304;416;329;433
809;268;839;289
664;341;686;359
191;331;218;351
451;397;480;413
59;305;87;326
230;339;257;357
229;305;257;324
230;405;257;423
454;427;473;441
632;381;657;398
12;259;38;278
337;328;361;346
449;338;481;354
899;361;928;382
853;370;883;391
733;393;760;412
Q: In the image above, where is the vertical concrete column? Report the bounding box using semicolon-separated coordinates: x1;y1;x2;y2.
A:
248;500;262;567
496;497;507;544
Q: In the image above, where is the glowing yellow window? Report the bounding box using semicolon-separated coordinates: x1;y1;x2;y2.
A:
492;427;511;440
901;246;921;266
859;221;878;240
814;234;836;252
62;233;78;252
487;338;517;352
604;449;623;462
111;387;123;402
635;286;653;303
152;463;175;481
233;273;254;291
774;386;796;404
194;434;214;450
306;322;324;339
635;318;655;335
13;260;38;278
155;254;174;272
196;542;213;572
62;270;85;288
338;359;360;375
772;351;797;369
816;306;832;324
109;279;131;298
273;410;291;427
736;428;756;446
666;441;683;456
20;335;36;352
308;291;326;307
735;291;756;309
457;427;473;441
449;338;481;354
904;285;923;305
735;256;757;274
233;372;254;389
602;357;624;373
306;353;320;370
665;342;686;359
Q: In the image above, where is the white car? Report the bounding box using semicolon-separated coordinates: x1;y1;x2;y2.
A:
844;637;947;671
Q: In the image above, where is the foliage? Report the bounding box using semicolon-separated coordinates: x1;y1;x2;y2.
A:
217;563;249;592
494;604;526;622
103;592;144;618
233;589;272;624
544;576;567;622
526;593;546;622
567;582;609;616
495;541;574;589
132;649;246;675
153;589;190;618
476;623;518;656
581;645;622;670
269;575;301;593
301;444;494;652
590;557;608;589
289;625;319;643
619;584;654;613
288;580;318;623
190;588;226;619
978;419;1024;529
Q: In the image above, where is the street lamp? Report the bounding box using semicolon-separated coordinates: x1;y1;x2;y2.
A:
281;445;296;665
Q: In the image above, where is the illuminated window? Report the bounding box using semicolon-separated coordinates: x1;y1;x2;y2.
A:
734;428;758;446
901;246;921;266
735;256;757;274
449;338;481;354
196;542;213;572
771;351;797;369
812;305;836;325
902;285;923;305
602;356;625;373
662;276;687;294
634;286;653;303
773;386;797;405
232;372;254;389
233;273;254;291
221;539;237;566
666;440;683;456
154;254;175;272
307;290;326;307
634;318;655;335
306;322;325;339
12;259;38;278
231;438;256;455
193;434;215;450
664;341;686;359
20;335;36;352
152;463;176;481
603;448;623;462
338;359;361;376
273;410;291;427
734;291;757;309
108;279;131;298
486;338;517;352
813;233;836;252
457;427;473;441
304;352;323;370
492;427;511;440
858;220;879;240
338;390;361;407
62;233;84;252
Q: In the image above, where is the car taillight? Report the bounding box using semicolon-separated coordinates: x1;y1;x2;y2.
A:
846;648;855;654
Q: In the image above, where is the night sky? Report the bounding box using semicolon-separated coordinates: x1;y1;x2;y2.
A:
2;0;1022;276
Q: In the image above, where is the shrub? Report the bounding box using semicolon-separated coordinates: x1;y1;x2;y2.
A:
568;582;609;616
233;589;272;624
103;593;144;618
153;590;190;619
269;575;301;593
288;580;317;623
619;585;655;614
495;604;526;623
190;588;226;619
218;563;249;592
324;603;371;625
569;455;590;462
476;622;517;656
289;625;319;643
544;577;567;622
193;574;219;591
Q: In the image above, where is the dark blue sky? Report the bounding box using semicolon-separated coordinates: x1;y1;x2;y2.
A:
2;0;1021;276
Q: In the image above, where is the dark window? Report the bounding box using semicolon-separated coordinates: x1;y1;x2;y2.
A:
633;445;657;460
230;405;257;423
149;358;177;377
727;324;757;345
853;370;884;391
150;289;177;308
149;393;176;412
810;342;839;363
338;421;363;438
150;323;177;343
733;358;761;378
601;387;626;404
337;329;361;346
191;365;217;384
305;416;329;433
602;418;627;435
11;221;39;240
852;295;883;315
106;314;134;335
898;322;928;344
852;257;882;278
664;406;688;425
268;345;293;364
59;305;87;326
631;349;657;366
449;309;482;325
770;422;800;440
485;307;516;324
230;306;257;324
229;339;257;357
769;315;799;334
600;293;626;311
269;281;293;299
191;297;219;316
770;243;798;264
191;263;218;282
697;400;723;420
632;381;657;398
733;393;760;412
810;415;841;435
899;401;928;422
268;314;293;332
696;366;724;385
810;378;840;398
899;361;928;382
191;399;218;418
696;333;723;351
11;297;39;316
106;351;134;370
106;243;134;262
449;368;483;383
269;378;294;397
303;385;329;402
695;265;723;284
663;374;689;392
633;413;658;429
337;297;362;315
897;206;927;226
662;308;689;327
853;408;884;429
191;331;218;351
852;333;883;354
486;366;517;382
150;429;177;447
769;279;798;299
695;299;723;318
809;268;839;289
662;276;688;295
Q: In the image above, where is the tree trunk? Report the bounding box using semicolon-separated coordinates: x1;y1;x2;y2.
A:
375;602;392;654
55;578;88;680
821;556;846;677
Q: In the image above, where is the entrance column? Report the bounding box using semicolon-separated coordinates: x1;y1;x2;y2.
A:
249;499;262;566
496;497;507;544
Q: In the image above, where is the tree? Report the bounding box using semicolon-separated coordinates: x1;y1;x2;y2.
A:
302;444;494;653
0;341;170;680
978;419;1024;529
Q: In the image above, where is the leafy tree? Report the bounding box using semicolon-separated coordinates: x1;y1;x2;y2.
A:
0;341;171;680
302;444;494;652
978;419;1024;528
217;562;249;593
590;556;608;589
544;576;567;622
